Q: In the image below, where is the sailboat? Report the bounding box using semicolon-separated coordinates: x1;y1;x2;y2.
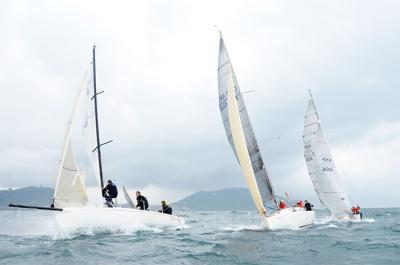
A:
217;33;315;229
9;46;184;230
303;91;360;220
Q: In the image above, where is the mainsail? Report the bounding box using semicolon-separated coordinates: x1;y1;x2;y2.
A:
303;95;352;218
218;34;278;215
53;72;89;208
83;66;102;190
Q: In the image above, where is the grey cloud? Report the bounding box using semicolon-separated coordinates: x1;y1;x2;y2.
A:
0;1;399;206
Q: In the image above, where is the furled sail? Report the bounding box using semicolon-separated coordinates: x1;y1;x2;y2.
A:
303;95;352;218
53;72;89;208
218;34;278;214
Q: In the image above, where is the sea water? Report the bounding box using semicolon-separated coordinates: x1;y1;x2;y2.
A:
0;208;399;265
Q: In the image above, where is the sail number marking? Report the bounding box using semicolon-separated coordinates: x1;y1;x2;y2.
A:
219;93;227;111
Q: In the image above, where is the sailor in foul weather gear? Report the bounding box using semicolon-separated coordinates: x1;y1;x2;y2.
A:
296;200;303;208
304;200;313;211
102;180;118;207
279;200;286;209
158;200;172;215
357;206;363;219
136;191;149;210
352;205;363;219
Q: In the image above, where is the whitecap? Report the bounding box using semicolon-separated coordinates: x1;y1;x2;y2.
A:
219;224;265;232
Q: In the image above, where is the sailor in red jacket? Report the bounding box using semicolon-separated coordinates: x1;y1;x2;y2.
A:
279;200;286;209
351;205;363;219
296;200;303;208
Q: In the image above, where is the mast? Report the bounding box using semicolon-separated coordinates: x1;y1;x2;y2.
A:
92;45;105;191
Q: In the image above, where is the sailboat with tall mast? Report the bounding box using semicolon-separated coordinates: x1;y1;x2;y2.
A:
303;91;360;220
9;46;184;230
217;33;315;229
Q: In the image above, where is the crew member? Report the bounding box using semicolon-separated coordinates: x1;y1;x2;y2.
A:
304;200;313;211
356;205;363;219
158;200;172;215
296;200;303;208
136;191;149;210
279;200;286;209
102;180;118;207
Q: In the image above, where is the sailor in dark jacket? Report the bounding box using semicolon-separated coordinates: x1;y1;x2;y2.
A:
135;191;149;210
102;180;118;207
304;200;314;211
159;200;172;215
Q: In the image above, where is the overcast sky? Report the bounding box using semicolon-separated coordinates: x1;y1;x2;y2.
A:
0;1;398;207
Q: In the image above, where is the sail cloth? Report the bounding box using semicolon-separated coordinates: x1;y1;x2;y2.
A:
218;35;278;214
53;72;89;208
123;186;135;208
303;97;352;219
83;67;102;190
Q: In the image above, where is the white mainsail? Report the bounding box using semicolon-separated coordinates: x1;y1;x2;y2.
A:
83;68;102;190
53;72;89;208
303;95;352;219
218;34;278;215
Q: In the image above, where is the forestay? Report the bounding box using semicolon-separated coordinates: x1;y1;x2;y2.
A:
218;34;278;214
53;72;89;208
303;96;352;218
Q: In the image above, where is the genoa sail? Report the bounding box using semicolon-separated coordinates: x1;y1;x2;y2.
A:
218;34;278;214
303;95;352;218
53;72;89;208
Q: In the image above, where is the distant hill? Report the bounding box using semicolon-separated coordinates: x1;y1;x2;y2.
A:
172;187;296;211
0;186;54;207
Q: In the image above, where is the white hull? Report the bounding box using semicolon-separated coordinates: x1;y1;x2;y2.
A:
54;207;185;231
351;213;361;220
262;207;315;230
335;213;362;222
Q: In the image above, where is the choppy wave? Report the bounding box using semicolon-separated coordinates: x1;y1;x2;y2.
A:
1;208;399;265
220;224;265;232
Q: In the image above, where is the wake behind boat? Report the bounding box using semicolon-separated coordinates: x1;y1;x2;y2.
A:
303;91;361;221
9;46;184;230
217;33;315;230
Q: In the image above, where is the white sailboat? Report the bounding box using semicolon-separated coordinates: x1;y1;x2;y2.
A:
217;33;315;229
10;46;184;230
303;92;360;220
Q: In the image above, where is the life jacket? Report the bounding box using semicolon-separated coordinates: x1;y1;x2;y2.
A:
297;201;303;208
279;201;286;209
351;207;357;213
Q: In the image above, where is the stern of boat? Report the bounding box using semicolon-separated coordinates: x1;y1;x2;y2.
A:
262;207;315;230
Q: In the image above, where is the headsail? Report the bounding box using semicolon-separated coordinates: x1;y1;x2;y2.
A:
53;72;89;208
123;186;135;208
303;94;352;218
218;34;278;214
